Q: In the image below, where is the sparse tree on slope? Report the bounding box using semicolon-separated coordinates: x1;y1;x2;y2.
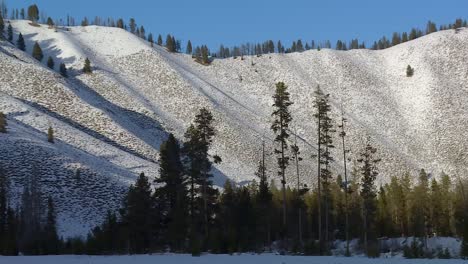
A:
148;33;154;47
17;33;25;51
47;126;54;143
271;81;293;245
59;63;67;77
129;18;136;34
47;56;54;69
27;4;39;23
186;40;193;55
0;11;4;36
157;34;162;46
0;112;6;133
46;17;54;28
7;22;12;41
83;58;92;73
32;42;43;61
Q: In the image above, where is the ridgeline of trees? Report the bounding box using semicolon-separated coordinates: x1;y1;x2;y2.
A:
2;3;467;63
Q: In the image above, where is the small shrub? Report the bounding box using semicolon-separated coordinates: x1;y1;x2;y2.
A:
406;65;414;77
48;126;54;143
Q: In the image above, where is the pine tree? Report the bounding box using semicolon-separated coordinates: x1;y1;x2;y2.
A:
83;58;92;73
32;42;43;61
116;18;124;29
182;108;220;254
426;21;437;34
338;111;350;255
59;63;68;77
313;86;334;253
0;112;6;133
27;4;39;23
357;139;381;257
157;34;163;46
154;134;188;251
271;82;293;246
121;172;154;253
47;56;54;69
46;17;54;28
148;33;154;47
7;23;12;41
139;26;145;40
255;141;273;249
165;34;174;52
47;126;54;143
43;197;59;254
0;11;4;36
186;40;193;55
17;33;25;51
129;18;136;34
406;65;414;77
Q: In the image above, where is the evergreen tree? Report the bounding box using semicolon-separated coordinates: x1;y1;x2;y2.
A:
157;34;163;46
47;56;54;69
121;172;154;253
116;18;124;29
357;139;381;257
271;82;293;245
43;197;59;254
148;33;154;47
406;65;414;77
83;58;92;73
186;40;193;55
154;134;188;251
32;42;43;61
17;33;25;51
313;86;334;253
59;63;68;77
27;4;39;22
0;112;6;133
47;126;54;143
46;17;54;28
255;141;273;249
182;108;220;254
0;11;4;36
338;111;350;255
7;23;12;41
129;18;136;34
426;21;438;34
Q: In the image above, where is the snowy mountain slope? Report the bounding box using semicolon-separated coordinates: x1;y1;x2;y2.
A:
1;20;468;236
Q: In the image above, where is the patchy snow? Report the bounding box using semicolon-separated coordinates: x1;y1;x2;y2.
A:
0;254;466;264
1;20;468;237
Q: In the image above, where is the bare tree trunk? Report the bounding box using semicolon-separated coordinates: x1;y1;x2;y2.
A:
340;115;350;256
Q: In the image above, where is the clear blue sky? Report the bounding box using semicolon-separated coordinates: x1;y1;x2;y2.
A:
6;0;468;49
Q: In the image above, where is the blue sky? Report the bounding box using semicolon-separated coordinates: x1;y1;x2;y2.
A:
6;0;468;49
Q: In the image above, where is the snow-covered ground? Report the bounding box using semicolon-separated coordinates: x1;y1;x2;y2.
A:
1;20;468;237
0;254;466;264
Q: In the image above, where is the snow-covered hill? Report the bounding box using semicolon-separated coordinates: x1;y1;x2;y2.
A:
1;20;467;237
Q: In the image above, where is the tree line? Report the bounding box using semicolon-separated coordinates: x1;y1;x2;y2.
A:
2;2;467;61
2;82;467;258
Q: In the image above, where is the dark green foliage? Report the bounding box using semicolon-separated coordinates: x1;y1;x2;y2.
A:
148;33;154;47
157;34;163;46
47;17;54;28
165;34;176;52
83;58;92;73
121;172;154;253
47;126;54;143
27;4;39;22
0;11;4;35
406;65;414;77
154;134;188;251
271;82;293;243
17;33;25;51
7;23;12;41
32;42;43;61
129;18;136;34
59;63;68;77
461;210;468;258
43;197;59;254
116;18;124;29
358;139;381;256
47;56;54;69
186;40;192;55
0;112;6;133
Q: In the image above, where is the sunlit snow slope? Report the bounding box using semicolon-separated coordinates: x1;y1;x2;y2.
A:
1;20;467;236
